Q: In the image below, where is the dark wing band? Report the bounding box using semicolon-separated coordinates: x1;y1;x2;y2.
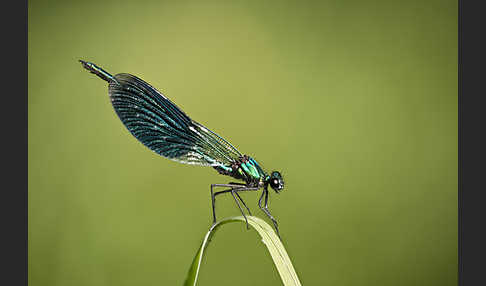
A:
108;73;242;167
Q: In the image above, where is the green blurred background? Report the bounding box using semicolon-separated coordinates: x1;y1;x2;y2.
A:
28;0;457;285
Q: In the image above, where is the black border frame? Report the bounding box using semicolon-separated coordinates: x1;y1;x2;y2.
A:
458;1;486;285
3;0;28;285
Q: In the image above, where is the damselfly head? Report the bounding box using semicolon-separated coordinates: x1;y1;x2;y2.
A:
269;171;284;193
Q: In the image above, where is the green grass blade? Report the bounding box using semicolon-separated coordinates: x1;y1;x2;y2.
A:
183;216;302;286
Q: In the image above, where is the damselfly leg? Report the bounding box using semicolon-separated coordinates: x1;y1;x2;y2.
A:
234;191;252;216
210;184;259;228
258;188;280;238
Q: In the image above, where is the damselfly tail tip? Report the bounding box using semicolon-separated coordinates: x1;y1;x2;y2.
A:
79;60;115;83
79;59;91;71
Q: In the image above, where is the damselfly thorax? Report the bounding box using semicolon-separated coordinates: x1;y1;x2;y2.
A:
213;155;267;188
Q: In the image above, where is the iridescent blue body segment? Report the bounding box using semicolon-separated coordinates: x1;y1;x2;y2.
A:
240;162;251;175
213;155;268;186
244;158;261;179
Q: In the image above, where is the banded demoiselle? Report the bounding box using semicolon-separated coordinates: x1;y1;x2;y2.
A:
80;60;285;236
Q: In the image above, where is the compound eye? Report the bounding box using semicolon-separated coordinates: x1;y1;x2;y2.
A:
270;178;279;188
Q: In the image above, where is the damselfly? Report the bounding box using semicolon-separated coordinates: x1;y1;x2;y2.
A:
80;60;285;236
